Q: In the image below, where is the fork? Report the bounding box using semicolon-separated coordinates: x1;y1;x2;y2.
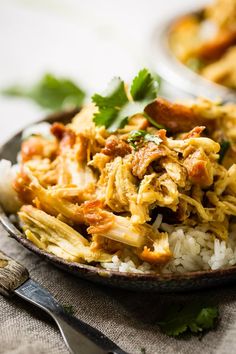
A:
0;249;127;354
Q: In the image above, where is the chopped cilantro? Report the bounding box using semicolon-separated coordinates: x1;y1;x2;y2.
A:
127;129;162;149
92;69;160;132
219;140;230;164
128;130;146;141
3;73;85;111
158;302;219;337
130;68;159;101
63;304;75;316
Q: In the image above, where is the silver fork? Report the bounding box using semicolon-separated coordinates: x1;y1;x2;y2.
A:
0;250;127;354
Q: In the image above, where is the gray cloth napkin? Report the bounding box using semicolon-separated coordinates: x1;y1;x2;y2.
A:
1;225;236;354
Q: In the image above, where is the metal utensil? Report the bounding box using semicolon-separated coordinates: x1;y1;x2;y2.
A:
0;250;127;354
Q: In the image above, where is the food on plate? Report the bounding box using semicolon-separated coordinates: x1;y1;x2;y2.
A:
2;69;236;274
169;0;236;89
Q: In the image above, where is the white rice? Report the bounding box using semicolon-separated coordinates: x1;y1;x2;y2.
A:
0;159;21;213
101;221;236;274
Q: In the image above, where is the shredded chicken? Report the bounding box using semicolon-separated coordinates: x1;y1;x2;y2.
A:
13;95;236;269
132;142;169;178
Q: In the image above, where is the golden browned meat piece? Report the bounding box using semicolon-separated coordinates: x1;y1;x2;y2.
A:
101;135;131;157
181;126;206;139
138;233;172;264
183;148;214;187
21;136;58;162
81;200;115;234
131;142;169;179
51;122;76;150
144;98;216;134
13;169;35;204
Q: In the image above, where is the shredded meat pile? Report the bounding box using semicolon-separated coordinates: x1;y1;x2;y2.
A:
13;96;236;267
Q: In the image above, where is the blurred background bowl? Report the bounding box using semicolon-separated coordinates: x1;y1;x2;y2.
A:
150;9;236;102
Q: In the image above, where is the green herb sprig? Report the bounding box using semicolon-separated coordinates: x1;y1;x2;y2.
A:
158;302;219;337
92;69;161;132
127;129;162;149
3;73;85;111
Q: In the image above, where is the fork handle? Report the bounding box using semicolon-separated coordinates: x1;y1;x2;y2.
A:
15;279;127;354
0;250;29;297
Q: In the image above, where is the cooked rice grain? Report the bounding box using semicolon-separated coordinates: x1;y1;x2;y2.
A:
101;222;236;274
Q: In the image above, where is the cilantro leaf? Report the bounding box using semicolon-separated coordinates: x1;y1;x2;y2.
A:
93;107;117;129
92;78;129;132
3;73;85;111
130;68;159;101
127;130;146;148
92;78;128;109
219;140;230;164
158;302;219;337
92;69;161;132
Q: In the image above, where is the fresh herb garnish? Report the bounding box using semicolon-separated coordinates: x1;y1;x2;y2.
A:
130;68;159;101
127;129;162;149
92;78;129;131
2;73;85;111
158;302;219;337
92;69;161;132
63;304;75;316
219;140;230;164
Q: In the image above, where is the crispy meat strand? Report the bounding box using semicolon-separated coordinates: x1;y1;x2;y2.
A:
51;122;76;150
144;98;216;133
183;148;213;187
138;233;172;264
91;235;124;253
102;135;131;157
181;126;205;139
13;169;35;204
81;200;115;234
132;142;169;179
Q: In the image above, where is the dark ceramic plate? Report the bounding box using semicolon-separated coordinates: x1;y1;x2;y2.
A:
1;110;236;292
